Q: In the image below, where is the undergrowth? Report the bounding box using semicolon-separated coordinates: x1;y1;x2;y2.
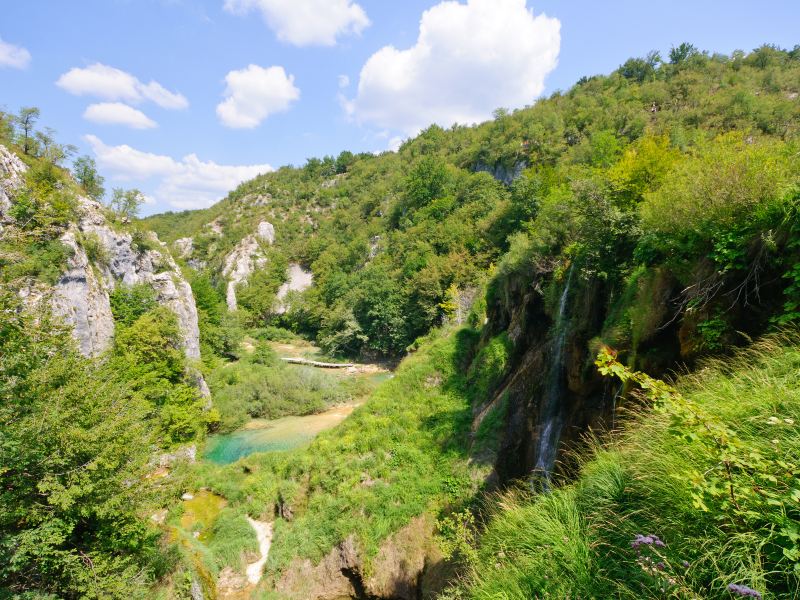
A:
461;332;800;599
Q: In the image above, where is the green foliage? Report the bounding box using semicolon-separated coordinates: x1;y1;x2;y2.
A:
109;284;158;326
461;334;800;598
207;341;351;431
141;46;800;359
205;510;258;570
640;134;795;246
15;106;40;155
72;155;105;200
0;237;73;285
597;340;800;583
466;333;512;405
77;230;109;267
437;510;478;563
110;305;206;446
236;250;289;326
190;272;242;361
0;292;167;598
669;42;700;65
109;188;145;222
9;160;77;232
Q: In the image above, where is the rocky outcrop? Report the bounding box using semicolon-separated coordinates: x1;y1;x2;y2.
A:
274;515;451;600
50;230;116;356
56;195;203;361
1;145;203;374
274;263;313;314
221;221;274;311
0;145;25;225
174;237;194;258
478;248;786;483
474;160;526;185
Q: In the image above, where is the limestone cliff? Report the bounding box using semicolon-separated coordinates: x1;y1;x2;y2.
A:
0;144;205;387
221;220;275;311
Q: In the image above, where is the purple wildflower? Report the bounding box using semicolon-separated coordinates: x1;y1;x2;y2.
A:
727;583;762;599
631;534;666;549
656;562;666;571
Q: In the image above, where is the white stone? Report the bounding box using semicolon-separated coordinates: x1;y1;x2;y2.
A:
174;237;194;258
222;221;275;311
274;263;313;314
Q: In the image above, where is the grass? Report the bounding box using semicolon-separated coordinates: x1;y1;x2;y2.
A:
181;325;491;581
207;339;362;431
461;332;800;599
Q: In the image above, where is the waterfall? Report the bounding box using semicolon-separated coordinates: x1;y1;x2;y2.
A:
533;265;574;480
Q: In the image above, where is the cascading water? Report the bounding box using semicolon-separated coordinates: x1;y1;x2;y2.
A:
533;265;574;480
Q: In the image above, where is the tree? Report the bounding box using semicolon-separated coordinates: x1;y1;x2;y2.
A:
0;291;162;596
35;127;76;165
669;42;699;65
110;187;145;222
619;51;662;82
15;106;40;155
335;150;355;174
402;156;450;214
73;155;106;200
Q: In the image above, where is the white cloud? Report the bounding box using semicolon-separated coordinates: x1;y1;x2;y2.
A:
388;136;404;153
216;64;300;129
0;36;31;69
83;103;158;129
56;63;188;109
346;0;560;135
338;74;350;89
223;0;369;46
84;135;272;209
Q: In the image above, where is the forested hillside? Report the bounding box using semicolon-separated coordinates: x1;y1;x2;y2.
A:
146;44;799;364
1;43;798;599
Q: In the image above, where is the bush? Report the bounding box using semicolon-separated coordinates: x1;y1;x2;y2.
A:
640;135;796;248
109;284;158;326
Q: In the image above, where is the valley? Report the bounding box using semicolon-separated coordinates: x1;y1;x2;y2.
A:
1;42;799;600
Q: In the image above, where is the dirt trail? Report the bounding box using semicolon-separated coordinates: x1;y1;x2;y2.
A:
245;517;273;585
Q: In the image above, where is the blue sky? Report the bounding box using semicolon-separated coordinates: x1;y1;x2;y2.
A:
1;0;798;215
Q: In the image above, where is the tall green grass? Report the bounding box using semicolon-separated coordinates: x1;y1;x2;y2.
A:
184;326;491;579
463;333;800;599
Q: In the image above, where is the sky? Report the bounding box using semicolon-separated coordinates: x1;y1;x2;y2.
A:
1;0;798;215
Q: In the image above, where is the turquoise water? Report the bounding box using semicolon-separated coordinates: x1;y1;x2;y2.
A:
204;405;356;464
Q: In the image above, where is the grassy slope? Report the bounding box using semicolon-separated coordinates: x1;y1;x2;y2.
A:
461;333;800;599
179;326;491;582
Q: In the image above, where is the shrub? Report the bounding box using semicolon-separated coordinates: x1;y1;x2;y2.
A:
109;284;158;326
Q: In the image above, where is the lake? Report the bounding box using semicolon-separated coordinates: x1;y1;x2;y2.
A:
204;404;358;464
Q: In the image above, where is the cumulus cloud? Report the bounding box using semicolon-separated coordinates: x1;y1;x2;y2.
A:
0;36;31;69
84;135;272;209
83;102;157;129
223;0;369;46
216;64;300;129
338;74;350;89
346;0;560;135
56;63;188;109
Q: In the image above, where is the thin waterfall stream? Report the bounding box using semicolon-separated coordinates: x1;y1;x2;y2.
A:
533;265;574;480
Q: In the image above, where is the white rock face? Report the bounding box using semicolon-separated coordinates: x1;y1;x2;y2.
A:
45;196;204;362
257;221;275;243
0;145;203;367
51;230;116;356
0;145;26;223
275;263;314;314
221;221;274;311
174;237;194;258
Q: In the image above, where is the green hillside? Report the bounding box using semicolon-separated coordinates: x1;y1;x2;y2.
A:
1;43;799;599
